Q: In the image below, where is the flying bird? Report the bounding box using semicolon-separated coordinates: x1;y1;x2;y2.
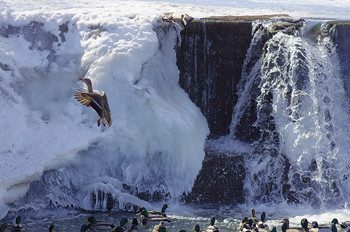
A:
74;78;112;127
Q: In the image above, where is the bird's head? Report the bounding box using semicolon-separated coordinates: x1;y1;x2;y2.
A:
210;217;216;226
161;204;169;215
120;217;129;226
84;216;96;224
192;225;200;232
312;221;319;228
15;216;21;225
301;218;308;230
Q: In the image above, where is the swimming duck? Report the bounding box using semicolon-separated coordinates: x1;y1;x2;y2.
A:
280;218;306;232
250;208;259;225
0;224;8;232
309;221;320;232
238;217;252;232
206;217;219;232
257;212;269;230
152;221;167;232
112;217;129;232
74;77;112;127
148;204;169;217
128;218;139;232
84;216;115;230
11;216;24;232
138;208;171;223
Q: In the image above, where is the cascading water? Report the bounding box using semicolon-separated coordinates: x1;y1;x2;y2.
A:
229;19;350;208
2;9;350;222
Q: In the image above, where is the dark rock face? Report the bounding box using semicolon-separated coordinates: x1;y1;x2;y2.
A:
177;21;252;138
185;149;246;204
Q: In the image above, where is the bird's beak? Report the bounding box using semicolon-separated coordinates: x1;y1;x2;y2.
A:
84;220;88;223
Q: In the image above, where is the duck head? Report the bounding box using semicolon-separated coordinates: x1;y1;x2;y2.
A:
120;217;129;226
210;217;216;226
140;209;149;218
192;224;200;232
281;218;289;232
15;216;21;225
301;218;308;230
332;219;339;225
161;204;169;215
260;212;266;223
85;216;96;224
251;208;256;217
137;207;146;213
79;78;93;93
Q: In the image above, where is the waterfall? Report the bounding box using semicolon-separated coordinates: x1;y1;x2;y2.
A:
229;19;350;208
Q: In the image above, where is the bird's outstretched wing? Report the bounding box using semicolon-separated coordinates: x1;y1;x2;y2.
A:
74;89;92;106
74;90;103;116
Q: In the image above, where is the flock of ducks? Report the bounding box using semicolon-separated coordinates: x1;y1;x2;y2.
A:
1;207;350;232
238;208;350;232
80;204;173;232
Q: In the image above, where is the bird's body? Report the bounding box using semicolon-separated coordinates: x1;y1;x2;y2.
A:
84;216;115;231
138;208;171;224
309;221;320;232
74;78;112;127
341;221;350;229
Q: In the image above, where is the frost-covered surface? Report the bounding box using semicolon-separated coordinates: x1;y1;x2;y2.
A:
0;0;349;220
0;0;211;219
